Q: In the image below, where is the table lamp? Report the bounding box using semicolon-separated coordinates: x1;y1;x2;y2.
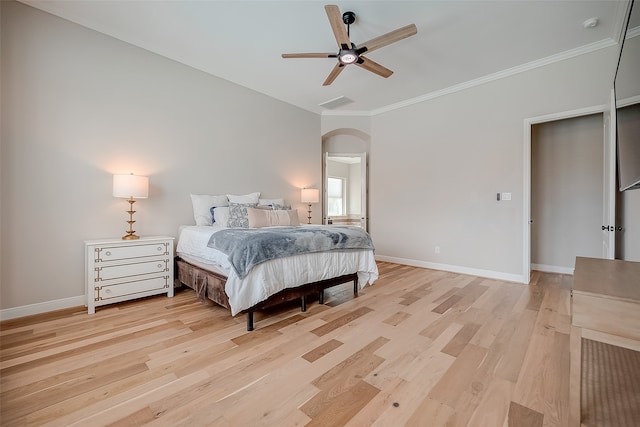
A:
113;173;149;240
301;188;319;224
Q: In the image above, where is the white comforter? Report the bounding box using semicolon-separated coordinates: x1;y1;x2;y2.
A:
176;225;379;315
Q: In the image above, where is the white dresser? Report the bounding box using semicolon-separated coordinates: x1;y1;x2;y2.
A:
85;236;174;314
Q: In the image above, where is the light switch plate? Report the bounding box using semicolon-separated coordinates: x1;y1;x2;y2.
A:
501;192;512;201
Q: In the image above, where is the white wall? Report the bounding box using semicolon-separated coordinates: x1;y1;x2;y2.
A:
0;1;321;312
321;115;370;136
369;46;619;281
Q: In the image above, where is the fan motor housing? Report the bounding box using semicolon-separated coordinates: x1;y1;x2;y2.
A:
342;11;356;25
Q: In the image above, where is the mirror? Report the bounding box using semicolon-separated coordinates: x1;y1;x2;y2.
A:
323;153;367;230
615;0;640;107
614;0;640;191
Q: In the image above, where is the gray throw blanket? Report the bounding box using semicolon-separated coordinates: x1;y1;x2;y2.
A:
207;226;375;279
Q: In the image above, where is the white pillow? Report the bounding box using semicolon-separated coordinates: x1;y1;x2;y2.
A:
227;192;260;204
190;194;228;226
213;206;230;227
258;197;284;207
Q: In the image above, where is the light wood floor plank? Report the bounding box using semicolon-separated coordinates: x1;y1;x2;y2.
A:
495;309;538;382
512;330;547;413
466;378;514;427
0;263;583;426
428;343;488;408
508;401;544;427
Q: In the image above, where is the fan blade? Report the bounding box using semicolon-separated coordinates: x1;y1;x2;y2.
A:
358;24;417;54
355;56;393;78
323;63;345;86
282;53;337;59
325;5;351;49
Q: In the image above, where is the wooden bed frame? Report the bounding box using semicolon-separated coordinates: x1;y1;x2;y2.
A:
175;257;358;331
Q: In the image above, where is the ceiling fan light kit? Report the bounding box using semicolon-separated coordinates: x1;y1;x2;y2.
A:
339;51;358;64
281;4;417;86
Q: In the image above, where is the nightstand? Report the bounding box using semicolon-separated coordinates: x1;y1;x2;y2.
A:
85;236;174;314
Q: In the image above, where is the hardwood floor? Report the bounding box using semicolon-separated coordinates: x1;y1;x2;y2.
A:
0;262;573;426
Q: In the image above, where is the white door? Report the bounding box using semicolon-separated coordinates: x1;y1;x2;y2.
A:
602;89;617;259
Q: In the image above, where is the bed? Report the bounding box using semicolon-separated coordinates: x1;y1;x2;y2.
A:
175;223;379;330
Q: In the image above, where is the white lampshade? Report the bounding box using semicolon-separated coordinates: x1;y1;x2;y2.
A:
113;174;149;199
301;188;319;203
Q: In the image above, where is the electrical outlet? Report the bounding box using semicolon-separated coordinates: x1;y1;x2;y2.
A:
501;192;512;201
435;246;440;254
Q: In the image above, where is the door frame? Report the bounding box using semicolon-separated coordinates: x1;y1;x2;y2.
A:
523;102;614;282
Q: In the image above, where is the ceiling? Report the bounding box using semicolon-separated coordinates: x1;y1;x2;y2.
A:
20;1;630;115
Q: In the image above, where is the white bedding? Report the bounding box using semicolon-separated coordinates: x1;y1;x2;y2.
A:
176;225;379;315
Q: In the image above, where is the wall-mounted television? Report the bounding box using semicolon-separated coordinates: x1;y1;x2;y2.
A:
615;0;640;191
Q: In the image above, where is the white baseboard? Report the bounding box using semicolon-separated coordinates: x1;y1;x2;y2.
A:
375;255;528;284
1;257;540;321
0;295;85;321
531;263;574;275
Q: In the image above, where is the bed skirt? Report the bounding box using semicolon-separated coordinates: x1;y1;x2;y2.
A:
175;257;358;331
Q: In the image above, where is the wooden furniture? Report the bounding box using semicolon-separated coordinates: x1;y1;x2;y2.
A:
175;257;358;331
570;256;640;427
85;236;174;314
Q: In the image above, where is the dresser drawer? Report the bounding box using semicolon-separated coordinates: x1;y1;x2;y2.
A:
93;242;169;262
95;276;170;301
94;258;169;282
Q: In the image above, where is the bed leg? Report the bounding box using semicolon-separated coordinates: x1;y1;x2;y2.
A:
301;295;307;312
319;290;324;304
246;312;254;331
353;277;359;295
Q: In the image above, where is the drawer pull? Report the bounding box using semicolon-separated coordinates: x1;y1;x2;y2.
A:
157;246;163;251
105;289;112;294
158;264;163;268
105;251;111;256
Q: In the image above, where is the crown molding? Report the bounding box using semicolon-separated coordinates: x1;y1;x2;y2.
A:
323;38;617;118
369;38;617;116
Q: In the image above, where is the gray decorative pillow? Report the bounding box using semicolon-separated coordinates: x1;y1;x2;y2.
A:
273;203;292;210
228;202;257;228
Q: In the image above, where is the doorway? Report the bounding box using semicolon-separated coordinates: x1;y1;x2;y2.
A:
530;113;604;274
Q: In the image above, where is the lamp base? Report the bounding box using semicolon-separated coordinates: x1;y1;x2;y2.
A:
121;198;140;240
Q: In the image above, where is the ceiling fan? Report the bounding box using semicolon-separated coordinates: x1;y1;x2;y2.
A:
281;5;417;86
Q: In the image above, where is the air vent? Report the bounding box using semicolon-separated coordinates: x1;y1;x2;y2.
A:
319;96;354;110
